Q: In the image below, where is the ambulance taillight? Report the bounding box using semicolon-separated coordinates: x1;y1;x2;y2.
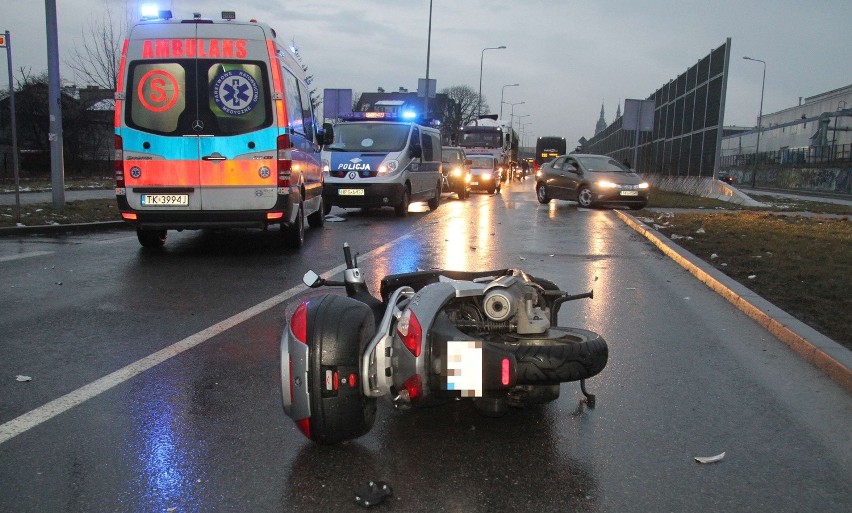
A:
114;135;125;187
277;134;292;190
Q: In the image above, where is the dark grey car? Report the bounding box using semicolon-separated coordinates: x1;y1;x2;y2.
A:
535;154;649;209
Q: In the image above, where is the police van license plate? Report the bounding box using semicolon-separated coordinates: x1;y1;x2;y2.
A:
141;194;188;206
445;340;483;397
338;189;365;196
620;190;639;196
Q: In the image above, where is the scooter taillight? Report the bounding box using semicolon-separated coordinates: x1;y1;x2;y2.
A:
290;302;308;344
396;308;422;357
401;374;423;402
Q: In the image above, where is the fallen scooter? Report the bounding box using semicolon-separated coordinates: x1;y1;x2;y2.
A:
280;243;608;444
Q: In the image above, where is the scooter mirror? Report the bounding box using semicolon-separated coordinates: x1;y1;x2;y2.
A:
303;270;322;288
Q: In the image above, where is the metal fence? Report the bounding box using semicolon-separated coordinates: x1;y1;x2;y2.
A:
720;143;852;168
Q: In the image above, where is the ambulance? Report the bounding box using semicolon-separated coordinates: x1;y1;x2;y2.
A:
322;112;443;217
114;9;329;248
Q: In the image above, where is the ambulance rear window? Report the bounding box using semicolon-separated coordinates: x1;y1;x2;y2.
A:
126;59;272;136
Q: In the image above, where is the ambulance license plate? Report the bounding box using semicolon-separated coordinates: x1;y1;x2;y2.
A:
141;194;188;206
620;190;639;196
338;189;365;196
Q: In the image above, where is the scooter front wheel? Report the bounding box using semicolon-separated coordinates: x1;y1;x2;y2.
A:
512;327;608;384
304;294;377;444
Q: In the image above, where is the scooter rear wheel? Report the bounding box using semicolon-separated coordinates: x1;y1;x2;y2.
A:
305;294;377;444
512;327;608;384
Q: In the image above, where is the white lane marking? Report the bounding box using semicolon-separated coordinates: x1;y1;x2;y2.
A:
0;234;410;445
0;251;55;263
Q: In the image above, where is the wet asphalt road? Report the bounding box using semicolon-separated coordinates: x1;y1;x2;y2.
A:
0;179;850;512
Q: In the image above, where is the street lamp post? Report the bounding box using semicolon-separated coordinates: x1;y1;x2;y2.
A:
499;83;519;119
477;45;506;123
743;56;765;188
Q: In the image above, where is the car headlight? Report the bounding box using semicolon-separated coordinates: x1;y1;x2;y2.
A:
597;180;619;189
637;182;649;189
452;167;463;177
377;160;399;176
483;173;492;181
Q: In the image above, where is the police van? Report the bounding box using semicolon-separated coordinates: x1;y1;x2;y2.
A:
322;112;443;217
114;9;329;248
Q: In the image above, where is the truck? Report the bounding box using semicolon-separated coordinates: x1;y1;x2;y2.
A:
458;117;517;177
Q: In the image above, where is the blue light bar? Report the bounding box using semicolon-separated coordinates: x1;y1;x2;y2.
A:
401;110;418;120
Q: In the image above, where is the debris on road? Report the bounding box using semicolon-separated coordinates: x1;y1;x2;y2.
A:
355;481;393;508
694;452;726;464
16;375;32;382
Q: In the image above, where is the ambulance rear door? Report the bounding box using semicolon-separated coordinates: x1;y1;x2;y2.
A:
123;22;202;212
195;23;277;211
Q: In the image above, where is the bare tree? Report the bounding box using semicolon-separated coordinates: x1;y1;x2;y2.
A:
67;8;127;90
439;85;489;144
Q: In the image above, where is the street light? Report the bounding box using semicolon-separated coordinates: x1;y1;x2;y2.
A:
504;101;525;131
743;56;765;188
499;83;519;119
477;45;506;123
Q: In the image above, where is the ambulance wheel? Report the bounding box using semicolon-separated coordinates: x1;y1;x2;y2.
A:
428;181;441;210
394;186;411;217
284;204;305;248
308;197;325;228
137;228;166;248
305;294;377;444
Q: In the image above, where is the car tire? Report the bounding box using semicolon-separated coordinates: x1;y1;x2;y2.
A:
137;228;166;248
428;181;441;210
536;183;550;204
513;327;608;384
284;204;305;248
304;294;377;444
577;186;594;208
394;186;411;217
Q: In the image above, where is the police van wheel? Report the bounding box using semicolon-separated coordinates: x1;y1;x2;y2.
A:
395;187;411;217
284;205;305;248
428;182;441;210
137;228;166;248
308;197;325;228
322;197;332;216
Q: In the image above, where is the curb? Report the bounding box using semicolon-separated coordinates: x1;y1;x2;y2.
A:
0;221;129;236
615;209;852;394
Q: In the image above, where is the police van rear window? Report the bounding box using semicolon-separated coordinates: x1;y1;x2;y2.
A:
126;59;272;136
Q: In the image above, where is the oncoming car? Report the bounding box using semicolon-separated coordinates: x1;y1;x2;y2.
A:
440;146;471;199
535;154;649;209
467;154;503;194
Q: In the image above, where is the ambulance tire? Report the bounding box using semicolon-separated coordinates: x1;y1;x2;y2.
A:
137;228;166;248
305;295;377;444
394;186;411;217
428;181;441;210
308;197;325;228
284;204;305;249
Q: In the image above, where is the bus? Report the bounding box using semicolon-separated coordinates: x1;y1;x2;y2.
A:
534;136;567;170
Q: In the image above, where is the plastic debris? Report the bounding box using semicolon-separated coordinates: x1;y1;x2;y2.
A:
694;452;725;464
518;256;526;260
324;215;347;222
695;227;706;234
710;253;719;259
355;481;393;508
748;275;757;280
16;375;32;382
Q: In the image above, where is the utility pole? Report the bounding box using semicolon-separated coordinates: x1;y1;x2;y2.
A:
46;0;65;207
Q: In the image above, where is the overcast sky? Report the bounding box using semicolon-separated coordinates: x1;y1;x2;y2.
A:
1;0;850;147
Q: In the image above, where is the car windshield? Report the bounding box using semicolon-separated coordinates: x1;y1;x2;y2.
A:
442;149;462;163
326;122;410;152
576;156;630;172
469;156;495;169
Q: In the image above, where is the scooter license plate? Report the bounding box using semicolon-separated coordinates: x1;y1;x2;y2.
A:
445;340;483;397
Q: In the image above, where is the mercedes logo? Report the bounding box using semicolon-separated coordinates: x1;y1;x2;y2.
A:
192;120;204;132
